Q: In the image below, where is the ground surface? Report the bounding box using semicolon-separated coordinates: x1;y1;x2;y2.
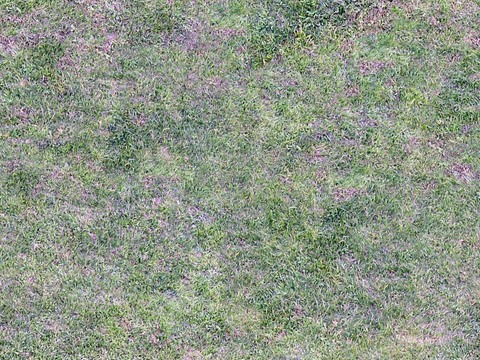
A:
0;0;479;358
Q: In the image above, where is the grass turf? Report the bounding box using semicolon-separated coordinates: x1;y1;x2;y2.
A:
0;0;479;358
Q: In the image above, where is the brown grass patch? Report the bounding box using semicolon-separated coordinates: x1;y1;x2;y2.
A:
345;85;360;98
355;0;395;32
358;60;391;75
397;323;459;347
333;188;362;202
450;163;478;183
465;31;480;48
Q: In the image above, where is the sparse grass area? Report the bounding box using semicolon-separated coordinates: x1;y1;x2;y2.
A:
0;0;479;358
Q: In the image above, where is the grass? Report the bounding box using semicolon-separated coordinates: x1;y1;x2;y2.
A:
0;0;479;358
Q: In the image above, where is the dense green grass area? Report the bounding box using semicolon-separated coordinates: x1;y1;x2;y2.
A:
1;0;479;358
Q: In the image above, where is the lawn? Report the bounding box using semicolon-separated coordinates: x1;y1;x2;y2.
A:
0;0;479;358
